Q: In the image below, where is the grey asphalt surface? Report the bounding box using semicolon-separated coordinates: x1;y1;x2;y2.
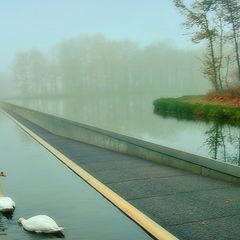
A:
8;111;240;240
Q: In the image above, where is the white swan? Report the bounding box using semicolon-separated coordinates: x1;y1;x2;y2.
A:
18;215;64;235
0;171;6;177
0;197;15;212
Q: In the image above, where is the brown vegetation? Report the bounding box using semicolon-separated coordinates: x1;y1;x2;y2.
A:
205;87;240;107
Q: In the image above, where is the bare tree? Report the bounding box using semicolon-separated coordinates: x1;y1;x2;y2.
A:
13;52;30;96
174;0;220;90
219;0;240;81
13;49;50;97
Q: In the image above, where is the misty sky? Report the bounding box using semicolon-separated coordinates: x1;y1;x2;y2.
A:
1;0;194;71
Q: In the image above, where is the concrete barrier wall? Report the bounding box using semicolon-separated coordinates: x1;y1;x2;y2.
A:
1;101;240;184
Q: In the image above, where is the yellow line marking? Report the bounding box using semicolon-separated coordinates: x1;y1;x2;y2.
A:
0;186;4;197
3;110;178;240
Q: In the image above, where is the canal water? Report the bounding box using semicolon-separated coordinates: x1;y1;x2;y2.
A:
0;111;152;239
8;91;240;166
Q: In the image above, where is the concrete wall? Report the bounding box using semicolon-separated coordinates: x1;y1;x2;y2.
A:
1;101;240;184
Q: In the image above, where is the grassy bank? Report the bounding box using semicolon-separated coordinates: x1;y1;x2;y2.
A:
153;95;240;125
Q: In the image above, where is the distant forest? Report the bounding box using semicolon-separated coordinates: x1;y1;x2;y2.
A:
1;34;209;98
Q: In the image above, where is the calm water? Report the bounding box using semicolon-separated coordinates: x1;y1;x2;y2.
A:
0;112;152;239
8;91;240;166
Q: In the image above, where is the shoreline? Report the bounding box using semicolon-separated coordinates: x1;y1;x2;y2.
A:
153;95;240;125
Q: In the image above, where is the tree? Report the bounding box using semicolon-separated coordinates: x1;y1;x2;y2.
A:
174;0;240;89
174;0;220;90
13;52;30;96
219;0;240;81
13;49;50;97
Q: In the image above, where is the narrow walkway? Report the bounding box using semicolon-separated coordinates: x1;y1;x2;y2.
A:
7;111;240;240
0;111;152;240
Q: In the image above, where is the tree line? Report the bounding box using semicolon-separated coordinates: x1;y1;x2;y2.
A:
174;0;240;91
12;34;207;98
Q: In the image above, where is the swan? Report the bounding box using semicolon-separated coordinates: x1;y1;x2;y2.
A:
18;215;64;235
0;172;6;177
0;197;15;212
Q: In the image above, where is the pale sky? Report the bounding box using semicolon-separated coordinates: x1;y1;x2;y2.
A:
0;0;194;71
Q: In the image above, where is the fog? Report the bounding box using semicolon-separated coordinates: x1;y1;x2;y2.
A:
0;34;209;100
0;0;212;155
3;33;230;161
2;33;240;164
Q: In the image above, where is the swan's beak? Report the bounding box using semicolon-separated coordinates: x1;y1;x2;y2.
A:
55;231;65;238
17;218;22;224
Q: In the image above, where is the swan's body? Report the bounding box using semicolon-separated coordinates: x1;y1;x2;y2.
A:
0;197;15;212
18;215;64;234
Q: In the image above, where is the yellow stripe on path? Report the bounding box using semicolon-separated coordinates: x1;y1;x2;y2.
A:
0;186;4;197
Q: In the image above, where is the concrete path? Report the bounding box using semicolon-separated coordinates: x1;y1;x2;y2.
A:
7;111;240;240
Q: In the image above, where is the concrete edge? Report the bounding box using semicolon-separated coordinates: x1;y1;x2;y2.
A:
1;102;240;182
2;110;178;240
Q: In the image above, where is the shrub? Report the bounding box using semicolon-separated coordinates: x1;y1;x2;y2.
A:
153;97;240;126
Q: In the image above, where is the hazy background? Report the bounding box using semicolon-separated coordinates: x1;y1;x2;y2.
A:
0;0;193;68
5;1;237;164
0;0;209;99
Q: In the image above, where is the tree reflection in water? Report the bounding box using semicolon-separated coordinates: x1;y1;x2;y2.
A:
204;122;240;165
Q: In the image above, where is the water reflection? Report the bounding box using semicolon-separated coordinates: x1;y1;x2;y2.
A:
7;93;240;166
0;214;7;235
1;211;14;220
204;123;240;165
23;231;65;239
